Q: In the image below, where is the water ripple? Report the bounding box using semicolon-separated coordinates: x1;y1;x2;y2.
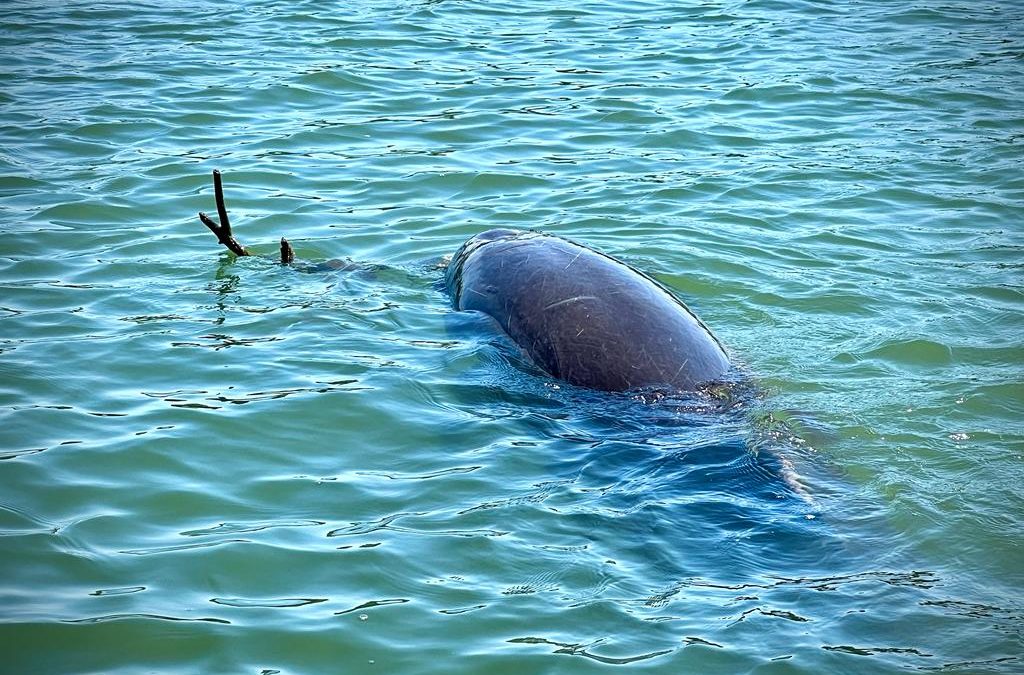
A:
65;613;229;625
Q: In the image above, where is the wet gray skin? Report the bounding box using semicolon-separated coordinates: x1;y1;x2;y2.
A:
445;229;731;392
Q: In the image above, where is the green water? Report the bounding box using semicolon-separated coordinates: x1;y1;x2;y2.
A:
2;0;1022;672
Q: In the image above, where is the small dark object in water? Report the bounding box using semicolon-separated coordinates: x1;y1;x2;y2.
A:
279;237;294;265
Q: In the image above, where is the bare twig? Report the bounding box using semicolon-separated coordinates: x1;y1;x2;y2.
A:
213;169;231;233
198;169;249;257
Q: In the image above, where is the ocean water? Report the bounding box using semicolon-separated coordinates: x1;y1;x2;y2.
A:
1;0;1022;672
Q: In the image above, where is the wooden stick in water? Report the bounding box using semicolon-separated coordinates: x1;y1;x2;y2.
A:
198;169;250;257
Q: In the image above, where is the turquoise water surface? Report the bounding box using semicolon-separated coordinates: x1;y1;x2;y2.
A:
2;1;1022;673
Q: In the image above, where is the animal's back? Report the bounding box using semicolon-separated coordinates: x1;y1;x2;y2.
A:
447;230;730;392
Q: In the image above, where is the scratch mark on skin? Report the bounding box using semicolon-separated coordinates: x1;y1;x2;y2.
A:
544;296;598;311
672;360;690;382
564;251;583;270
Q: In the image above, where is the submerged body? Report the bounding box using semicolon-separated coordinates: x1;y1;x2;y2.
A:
445;229;731;392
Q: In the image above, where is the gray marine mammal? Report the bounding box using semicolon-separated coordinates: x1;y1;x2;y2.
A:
195;172;730;392
445;229;731;392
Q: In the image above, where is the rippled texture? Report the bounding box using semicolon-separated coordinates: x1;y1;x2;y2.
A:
2;1;1022;673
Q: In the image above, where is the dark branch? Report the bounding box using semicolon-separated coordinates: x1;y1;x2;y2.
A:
213;169;231;234
199;211;249;256
198;170;249;257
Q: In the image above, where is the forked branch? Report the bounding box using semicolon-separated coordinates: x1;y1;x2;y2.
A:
198;169;296;265
198;169;250;257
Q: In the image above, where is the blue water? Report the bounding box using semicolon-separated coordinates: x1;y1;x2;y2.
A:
2;1;1022;673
